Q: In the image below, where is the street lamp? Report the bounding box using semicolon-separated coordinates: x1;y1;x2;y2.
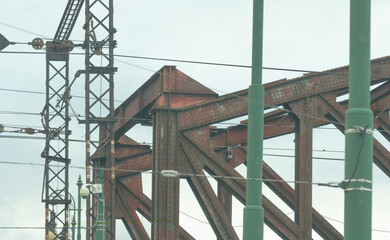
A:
80;182;105;240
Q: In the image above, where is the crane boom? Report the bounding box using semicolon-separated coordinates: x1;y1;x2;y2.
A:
54;0;84;41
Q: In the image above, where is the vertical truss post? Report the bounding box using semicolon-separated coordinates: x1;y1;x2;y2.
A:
84;0;116;239
293;99;313;240
42;42;71;240
152;110;180;240
345;0;373;239
152;68;180;239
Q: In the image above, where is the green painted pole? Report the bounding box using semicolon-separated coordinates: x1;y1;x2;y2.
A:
71;215;76;240
345;1;373;240
243;0;264;240
76;175;82;240
96;167;105;240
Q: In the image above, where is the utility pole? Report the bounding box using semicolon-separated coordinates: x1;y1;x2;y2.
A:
345;0;373;240
77;175;83;240
243;0;265;240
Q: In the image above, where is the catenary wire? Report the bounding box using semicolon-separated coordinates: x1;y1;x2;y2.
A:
0;21;84;42
1;213;389;234
0;21;50;39
178;211;390;234
0;134;346;155
0;108;388;134
0;135;346;161
0;50;320;73
1;49;390;80
0;160;343;187
0;87;123;103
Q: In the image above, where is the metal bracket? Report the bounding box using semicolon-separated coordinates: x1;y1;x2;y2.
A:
344;187;372;192
345;126;373;135
344;178;372;184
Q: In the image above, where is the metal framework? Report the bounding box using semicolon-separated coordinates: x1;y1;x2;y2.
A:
42;1;84;239
42;45;70;240
84;0;116;239
103;56;390;239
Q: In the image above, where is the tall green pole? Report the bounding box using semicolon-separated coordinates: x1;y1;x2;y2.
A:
243;0;264;240
96;166;105;240
345;1;373;240
76;175;82;240
71;211;76;240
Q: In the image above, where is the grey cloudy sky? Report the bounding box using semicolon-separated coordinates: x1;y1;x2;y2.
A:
1;0;390;239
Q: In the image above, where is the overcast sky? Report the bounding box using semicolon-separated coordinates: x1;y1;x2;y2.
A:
1;0;390;239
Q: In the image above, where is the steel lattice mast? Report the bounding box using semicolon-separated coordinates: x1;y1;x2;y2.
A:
83;0;116;239
42;45;71;240
42;1;84;240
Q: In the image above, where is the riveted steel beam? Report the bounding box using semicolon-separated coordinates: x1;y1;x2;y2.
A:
116;176;150;240
152;110;180;240
319;94;390;177
177;57;390;131
181;128;300;239
180;140;238;239
109;56;390;239
116;177;195;240
112;66;217;139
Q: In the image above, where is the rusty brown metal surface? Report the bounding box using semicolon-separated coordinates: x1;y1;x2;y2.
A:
100;57;390;239
182;127;301;239
152;110;180;240
181;138;239;239
289;99;313;240
112;66;217;139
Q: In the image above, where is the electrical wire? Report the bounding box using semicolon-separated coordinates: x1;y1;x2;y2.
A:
0;21;49;39
1;214;389;234
322;216;390;234
0;50;317;73
0;134;346;155
0;135;346;162
0;21;84;43
1;107;388;134
2;49;390;81
338;124;369;189
179;211;390;234
0;160;344;187
0;87;123;103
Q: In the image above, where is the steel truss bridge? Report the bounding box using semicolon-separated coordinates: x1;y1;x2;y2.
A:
96;57;390;240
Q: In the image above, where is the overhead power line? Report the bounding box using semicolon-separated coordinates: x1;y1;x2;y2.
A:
0;50;318;73
0;87;123;103
1;213;389;234
0;135;346;157
0;21;49;39
0;160;345;188
1;106;388;134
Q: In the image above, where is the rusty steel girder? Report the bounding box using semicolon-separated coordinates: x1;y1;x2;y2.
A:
94;56;390;239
